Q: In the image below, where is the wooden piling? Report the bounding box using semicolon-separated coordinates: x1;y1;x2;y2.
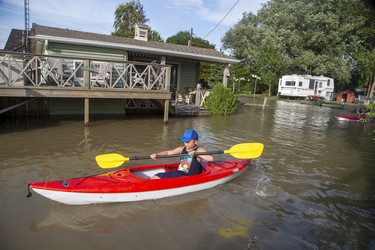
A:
84;98;89;126
262;98;267;110
164;99;169;123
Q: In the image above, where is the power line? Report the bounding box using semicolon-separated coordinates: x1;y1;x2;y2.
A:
203;0;240;39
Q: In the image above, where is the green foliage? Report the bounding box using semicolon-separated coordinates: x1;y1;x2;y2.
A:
203;84;239;115
255;41;285;96
366;102;375;119
222;0;375;94
112;0;148;38
148;30;163;42
200;63;223;89
111;1;163;42
166;31;215;49
367;102;375;139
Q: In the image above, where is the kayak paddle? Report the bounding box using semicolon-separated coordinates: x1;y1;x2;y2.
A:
95;142;264;169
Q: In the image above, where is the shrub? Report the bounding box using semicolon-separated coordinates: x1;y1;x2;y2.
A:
204;84;239;115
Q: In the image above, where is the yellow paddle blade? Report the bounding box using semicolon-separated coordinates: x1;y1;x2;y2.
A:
224;143;264;159
95;153;130;168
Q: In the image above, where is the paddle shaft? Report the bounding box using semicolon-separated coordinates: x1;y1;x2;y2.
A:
129;151;223;161
95;142;264;168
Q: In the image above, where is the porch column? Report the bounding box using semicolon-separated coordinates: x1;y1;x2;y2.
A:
222;64;230;87
161;56;166;65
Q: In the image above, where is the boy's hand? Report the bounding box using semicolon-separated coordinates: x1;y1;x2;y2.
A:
150;153;157;160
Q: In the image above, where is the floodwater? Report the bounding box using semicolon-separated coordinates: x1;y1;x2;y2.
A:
0;98;374;250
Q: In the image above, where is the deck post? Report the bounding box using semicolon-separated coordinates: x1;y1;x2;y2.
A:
164;99;169;123
222;64;229;87
84;98;89;126
195;88;201;107
83;60;90;126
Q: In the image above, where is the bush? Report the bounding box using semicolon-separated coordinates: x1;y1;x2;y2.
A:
204;84;239;115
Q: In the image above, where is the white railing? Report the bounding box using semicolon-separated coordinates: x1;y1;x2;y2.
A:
174;88;211;108
0;52;170;91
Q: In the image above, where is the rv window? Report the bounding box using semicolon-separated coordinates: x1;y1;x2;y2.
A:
309;79;314;89
327;80;330;86
299;81;303;87
285;81;295;86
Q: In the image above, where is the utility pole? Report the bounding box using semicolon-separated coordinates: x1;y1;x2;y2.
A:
188;28;193;46
252;74;260;98
24;0;29;52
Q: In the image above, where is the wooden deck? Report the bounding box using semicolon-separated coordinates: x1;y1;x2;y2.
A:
0;52;213;122
171;103;210;116
0;86;170;100
0;52;172;124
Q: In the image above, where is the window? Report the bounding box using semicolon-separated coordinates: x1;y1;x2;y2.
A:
327;80;330;86
319;82;322;88
90;62;101;77
299;81;303;87
139;30;147;39
285;81;295;86
73;60;83;78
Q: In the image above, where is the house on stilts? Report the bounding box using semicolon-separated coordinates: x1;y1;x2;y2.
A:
1;23;239;124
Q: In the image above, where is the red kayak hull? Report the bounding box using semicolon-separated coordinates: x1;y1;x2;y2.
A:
28;160;250;205
335;115;374;123
335;115;360;121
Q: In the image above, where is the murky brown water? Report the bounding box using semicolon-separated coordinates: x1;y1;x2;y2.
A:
1;98;374;249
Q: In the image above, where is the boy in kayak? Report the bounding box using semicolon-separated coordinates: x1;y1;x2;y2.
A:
150;129;213;179
357;107;367;119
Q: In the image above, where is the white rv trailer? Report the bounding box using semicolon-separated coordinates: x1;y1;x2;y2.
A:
278;74;334;101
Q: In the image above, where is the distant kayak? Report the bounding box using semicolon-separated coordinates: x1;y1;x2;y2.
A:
321;103;344;109
335;115;374;123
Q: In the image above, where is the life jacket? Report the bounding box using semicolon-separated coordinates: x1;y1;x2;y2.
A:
178;146;203;175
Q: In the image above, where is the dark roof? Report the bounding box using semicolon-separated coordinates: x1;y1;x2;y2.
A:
32;24;239;64
4;29;25;52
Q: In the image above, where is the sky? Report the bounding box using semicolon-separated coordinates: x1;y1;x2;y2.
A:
0;0;267;50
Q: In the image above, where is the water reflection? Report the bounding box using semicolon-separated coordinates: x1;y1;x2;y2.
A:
1;99;375;249
78;126;91;152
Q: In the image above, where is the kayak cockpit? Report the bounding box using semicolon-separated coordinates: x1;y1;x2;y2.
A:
110;163;213;180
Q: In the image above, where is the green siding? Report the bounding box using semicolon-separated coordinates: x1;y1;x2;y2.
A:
47;43;127;61
180;61;199;90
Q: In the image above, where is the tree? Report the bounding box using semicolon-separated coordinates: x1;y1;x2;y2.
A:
255;41;285;96
148;29;163;42
112;1;164;42
203;84;239;115
350;0;375;97
166;31;215;49
222;0;375;94
112;0;149;38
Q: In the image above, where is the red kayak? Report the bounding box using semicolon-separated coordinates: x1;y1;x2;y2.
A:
28;160;250;205
335;115;374;123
